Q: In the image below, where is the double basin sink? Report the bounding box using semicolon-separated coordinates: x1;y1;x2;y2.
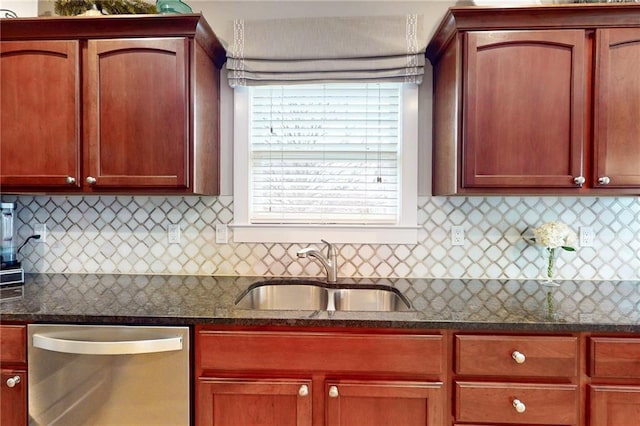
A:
235;279;412;312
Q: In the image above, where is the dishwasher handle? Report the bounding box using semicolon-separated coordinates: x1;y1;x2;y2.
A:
32;333;183;355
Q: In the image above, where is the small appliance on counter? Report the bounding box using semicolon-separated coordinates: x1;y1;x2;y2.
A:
1;202;23;285
1;201;40;287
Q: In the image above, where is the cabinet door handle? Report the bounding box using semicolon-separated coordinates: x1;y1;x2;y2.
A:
511;351;526;364
328;385;339;398
512;399;526;413
298;385;309;397
573;176;585;187
598;176;610;185
86;176;97;185
66;176;76;185
6;375;21;388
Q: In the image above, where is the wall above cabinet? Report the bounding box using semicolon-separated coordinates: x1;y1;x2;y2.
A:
0;14;225;195
426;4;640;196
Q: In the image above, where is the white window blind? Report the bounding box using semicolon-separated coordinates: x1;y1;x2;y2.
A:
249;83;402;224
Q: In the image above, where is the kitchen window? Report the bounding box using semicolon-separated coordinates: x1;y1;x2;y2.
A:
232;82;418;244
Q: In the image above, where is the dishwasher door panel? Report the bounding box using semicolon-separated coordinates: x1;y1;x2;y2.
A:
28;324;189;426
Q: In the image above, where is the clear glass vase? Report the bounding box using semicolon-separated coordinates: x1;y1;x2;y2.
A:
542;286;559;321
540;247;560;321
540;247;558;284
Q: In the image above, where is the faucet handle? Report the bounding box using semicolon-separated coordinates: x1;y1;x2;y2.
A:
321;239;335;258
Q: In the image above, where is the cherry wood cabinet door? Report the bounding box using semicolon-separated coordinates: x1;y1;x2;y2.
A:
594;28;640;189
325;380;444;426
85;38;189;190
0;368;27;426
590;385;640;426
197;378;312;426
0;40;80;189
463;30;585;189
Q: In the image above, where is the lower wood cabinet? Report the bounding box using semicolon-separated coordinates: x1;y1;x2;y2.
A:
589;385;640;426
325;380;443;426
197;377;443;426
455;382;578;425
588;337;640;426
197;378;313;426
453;334;580;425
195;326;445;426
0;325;27;426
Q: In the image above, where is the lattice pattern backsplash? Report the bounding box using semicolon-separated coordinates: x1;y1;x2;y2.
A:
2;194;639;281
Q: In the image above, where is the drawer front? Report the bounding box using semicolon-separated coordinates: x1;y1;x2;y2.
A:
0;325;26;364
590;337;640;378
455;382;578;425
198;329;443;376
455;335;578;377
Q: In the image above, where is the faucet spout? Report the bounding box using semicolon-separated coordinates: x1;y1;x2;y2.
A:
296;240;338;283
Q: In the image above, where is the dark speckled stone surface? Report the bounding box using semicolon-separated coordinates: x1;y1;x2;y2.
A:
0;274;638;333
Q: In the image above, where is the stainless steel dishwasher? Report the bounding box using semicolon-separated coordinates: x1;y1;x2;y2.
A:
27;324;189;426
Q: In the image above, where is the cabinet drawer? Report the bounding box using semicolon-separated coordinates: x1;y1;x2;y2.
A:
455;335;578;377
197;329;443;376
455;382;578;425
0;325;26;364
590;337;640;378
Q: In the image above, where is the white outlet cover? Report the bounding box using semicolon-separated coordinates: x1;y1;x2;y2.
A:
451;226;465;246
579;227;595;247
34;223;47;243
167;224;181;244
215;224;228;244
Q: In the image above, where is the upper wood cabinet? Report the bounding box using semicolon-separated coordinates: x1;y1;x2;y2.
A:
0;14;225;195
593;28;640;189
426;4;640;195
0;40;81;189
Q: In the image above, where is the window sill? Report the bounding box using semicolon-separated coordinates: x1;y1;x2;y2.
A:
231;224;418;244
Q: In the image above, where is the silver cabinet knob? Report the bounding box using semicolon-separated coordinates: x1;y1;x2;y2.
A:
66;176;76;185
512;351;526;364
598;176;611;185
328;385;339;398
6;376;21;388
298;385;309;397
573;176;585;187
86;176;97;185
512;399;526;413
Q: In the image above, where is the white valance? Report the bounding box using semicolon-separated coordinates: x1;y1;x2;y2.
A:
227;14;426;86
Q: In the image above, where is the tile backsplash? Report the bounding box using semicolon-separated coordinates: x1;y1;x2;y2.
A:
2;195;639;281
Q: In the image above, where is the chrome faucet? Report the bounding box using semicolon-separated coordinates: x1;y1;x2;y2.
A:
296;239;338;283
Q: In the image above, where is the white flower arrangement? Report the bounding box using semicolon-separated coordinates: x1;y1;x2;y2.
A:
531;221;577;281
529;221;577;320
532;221;577;252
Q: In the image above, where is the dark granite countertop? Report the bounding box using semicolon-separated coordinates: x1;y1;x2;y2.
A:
1;274;639;333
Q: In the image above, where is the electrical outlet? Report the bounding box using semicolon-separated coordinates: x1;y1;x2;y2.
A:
215;224;228;244
167;224;181;244
580;227;595;247
33;223;47;243
451;226;465;246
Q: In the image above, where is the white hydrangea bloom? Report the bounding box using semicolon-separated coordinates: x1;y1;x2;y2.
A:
533;221;577;249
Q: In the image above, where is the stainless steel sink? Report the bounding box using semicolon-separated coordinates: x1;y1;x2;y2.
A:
333;288;411;312
235;280;412;312
234;280;328;310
